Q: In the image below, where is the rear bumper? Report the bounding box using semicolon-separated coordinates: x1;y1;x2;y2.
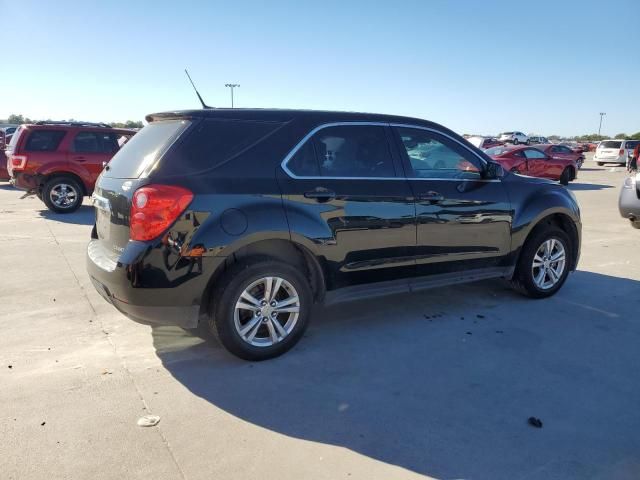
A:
10;171;38;191
619;182;640;221
595;155;625;164
86;238;225;329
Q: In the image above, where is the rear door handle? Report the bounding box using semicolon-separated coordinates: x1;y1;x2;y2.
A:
304;188;336;201
417;191;445;203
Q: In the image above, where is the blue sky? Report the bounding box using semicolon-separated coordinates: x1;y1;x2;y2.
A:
2;0;638;136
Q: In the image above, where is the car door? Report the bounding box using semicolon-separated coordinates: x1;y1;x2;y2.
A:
391;125;512;276
523;147;554;178
278;123;417;289
69;131;113;188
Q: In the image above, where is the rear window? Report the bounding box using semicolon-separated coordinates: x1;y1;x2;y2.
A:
600;141;622;149
625;141;639;149
161;119;284;176
104;120;189;179
24;130;66;152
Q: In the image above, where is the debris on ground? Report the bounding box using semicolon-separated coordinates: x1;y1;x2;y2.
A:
465;331;472;335
101;369;112;375
137;415;160;427
528;417;543;428
40;422;46;426
477;314;485;319
8;365;12;369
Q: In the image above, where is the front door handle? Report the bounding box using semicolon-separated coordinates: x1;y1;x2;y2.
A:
73;156;86;162
304;188;336;202
417;191;445;203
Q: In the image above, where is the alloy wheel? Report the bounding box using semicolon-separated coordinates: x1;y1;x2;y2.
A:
234;276;300;347
49;183;79;209
531;238;566;290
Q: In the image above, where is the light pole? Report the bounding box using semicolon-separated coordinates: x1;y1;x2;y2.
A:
598;112;606;137
225;84;240;108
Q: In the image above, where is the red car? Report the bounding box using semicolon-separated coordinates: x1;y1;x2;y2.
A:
485;145;578;185
533;143;585;169
7;122;135;212
0;131;8;180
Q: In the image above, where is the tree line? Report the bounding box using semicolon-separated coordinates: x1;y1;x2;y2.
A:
1;114;143;129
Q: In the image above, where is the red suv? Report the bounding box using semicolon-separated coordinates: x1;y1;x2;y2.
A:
7;122;135;212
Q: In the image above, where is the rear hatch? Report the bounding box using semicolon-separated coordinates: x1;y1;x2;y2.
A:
597;140;622;158
92;119;191;259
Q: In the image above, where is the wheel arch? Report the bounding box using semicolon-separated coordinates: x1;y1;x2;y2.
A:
515;211;580;272
198;238;327;323
37;171;88;196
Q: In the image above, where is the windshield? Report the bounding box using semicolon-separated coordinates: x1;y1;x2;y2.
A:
599;141;622;149
103;120;190;178
485;146;510;156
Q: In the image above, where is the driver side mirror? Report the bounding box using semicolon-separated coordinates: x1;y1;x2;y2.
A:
484;161;504;179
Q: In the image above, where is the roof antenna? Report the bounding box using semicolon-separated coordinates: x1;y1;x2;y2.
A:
184;69;212;109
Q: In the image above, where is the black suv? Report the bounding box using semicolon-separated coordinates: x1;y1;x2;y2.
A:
87;109;581;360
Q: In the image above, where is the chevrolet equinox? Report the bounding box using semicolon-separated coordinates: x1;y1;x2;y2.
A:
87;109;581;360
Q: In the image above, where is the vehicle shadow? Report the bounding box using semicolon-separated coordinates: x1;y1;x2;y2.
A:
150;271;640;479
0;183;15;190
568;182;614;191
38;205;95;225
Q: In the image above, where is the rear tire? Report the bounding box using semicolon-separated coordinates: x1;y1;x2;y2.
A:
42;176;83;213
510;226;571;299
559;167;572;185
631;221;640;230
513;138;519;145
209;258;313;360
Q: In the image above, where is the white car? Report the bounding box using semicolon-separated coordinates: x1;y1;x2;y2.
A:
594;139;636;166
498;131;529;145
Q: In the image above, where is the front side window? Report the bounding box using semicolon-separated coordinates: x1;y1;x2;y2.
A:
396;127;482;179
523;149;547;159
24;130;66;152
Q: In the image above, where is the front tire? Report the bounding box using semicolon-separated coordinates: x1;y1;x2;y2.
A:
513;138;519;145
597;162;605;166
209;258;313;360
559;167;572;185
42;176;83;213
510;226;571;298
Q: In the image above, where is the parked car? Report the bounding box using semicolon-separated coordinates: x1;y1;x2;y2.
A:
594;139;633;166
536;143;585;169
466;136;504;149
7;121;135;212
498;131;529;145
528;136;549;145
486;145;578;184
87;108;581;360
619;173;640;229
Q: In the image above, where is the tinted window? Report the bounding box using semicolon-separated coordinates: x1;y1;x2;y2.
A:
287;140;320;176
104;120;190;179
311;125;395;178
73;132;102;153
99;133;121;153
24;130;66;152
559;146;573;153
523;149;547;159
625;141;639;149
165;119;283;176
600;141;622;149
396;127;481;179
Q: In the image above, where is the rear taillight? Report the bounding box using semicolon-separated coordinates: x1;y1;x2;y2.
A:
11;155;28;170
619;149;625;156
129;184;193;241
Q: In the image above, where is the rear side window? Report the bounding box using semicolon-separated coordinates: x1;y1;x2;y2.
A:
24;130;66;152
164;119;284;176
523;149;546;159
73;132;102;152
600;141;622;149
104;120;189;179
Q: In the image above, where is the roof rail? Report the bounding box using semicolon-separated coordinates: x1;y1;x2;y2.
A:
34;120;112;128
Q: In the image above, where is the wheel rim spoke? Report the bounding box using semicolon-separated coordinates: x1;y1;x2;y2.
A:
233;276;301;348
